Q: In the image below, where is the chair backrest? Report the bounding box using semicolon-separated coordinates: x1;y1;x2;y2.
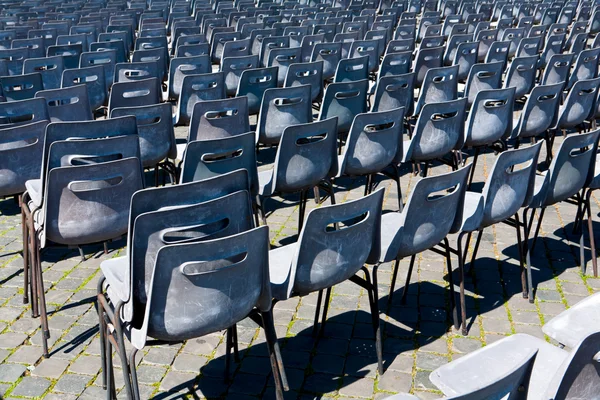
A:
120;169;251;322
0;47;28;75
504;55;538;98
484;40;510;71
542;53;574;85
236;66;278;114
181;132;258;195
444;33;472;65
114;61;160;85
480;142;543;228
453;41;478;82
379;51;412;78
464;61;504;105
516;36;541;58
90;39;126;64
267;46;302;86
12;38;43;59
543;331;600;399
61;65;107;111
539;33;566;69
43;156;143;247
0;97;49;128
568;48;600;89
502;27;526;58
0;120;48;197
176;42;210;57
284;60;324;103
110;103;177;168
542;129;600;207
413;45;444;87
415;65;458;115
79;49;117;91
108;77;161;114
464;87;515;148
47;44;83;70
513;82;563;140
168;54;212;100
341;107;405;175
300;34;324;63
35;84;93;122
371;73;415;114
407;98;467;162
22;55;64;90
319;79;368;134
475;28;498;61
334;55;369;83
176;72;226;126
257;84;312;146
188;96;250;142
271;117;338;193
397;165;471;257
349;39;379;73
288;188;384;296
211;31;242;63
311;41;341;80
130;225;269;349
221;54;259;97
0;73;44;101
555;77;600;130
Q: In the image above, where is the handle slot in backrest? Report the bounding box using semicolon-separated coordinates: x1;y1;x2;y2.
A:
365;121;395;132
0;113;34;124
484;99;508;108
89;57;111;65
69;175;123;192
431;111;458;120
385;82;409;91
334;89;360;99
48;96;80;107
124;69;149;77
250;75;273;84
275;54;297;61
191;80;218;90
7;83;35;91
505;158;533;174
477;71;497;78
123;89;150;98
180;251;247;276
201;148;244;162
325;211;369;232
296;132;327;145
68;153;123;165
274;97;303;106
427;184;459;201
205;108;238;119
161;218;231;244
136;115;161;126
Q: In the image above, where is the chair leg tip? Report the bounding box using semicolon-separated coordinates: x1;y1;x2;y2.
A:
23;297;28;304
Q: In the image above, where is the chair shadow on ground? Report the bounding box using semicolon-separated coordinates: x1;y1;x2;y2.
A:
0;196;20;216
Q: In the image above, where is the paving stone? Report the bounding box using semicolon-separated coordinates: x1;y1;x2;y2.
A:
414;370;437;391
11;376;51;397
451;338;483;353
0;332;27;348
415;352;449;371
311;354;345;375
338;375;374;398
7;345;42;365
52;373;91;395
171;353;207;373
377;370;412;393
143;346;178;366
32;358;70;379
0;363;26;382
303;373;341;395
134;364;168;385
228;372;267;396
68;355;101;375
159;370;197;392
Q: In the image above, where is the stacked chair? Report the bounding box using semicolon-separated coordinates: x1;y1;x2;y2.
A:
1;0;600;398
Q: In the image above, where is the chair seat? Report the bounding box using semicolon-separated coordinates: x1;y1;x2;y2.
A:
588;160;600;189
379;211;404;263
542;292;600;348
176;143;187;161
452;191;484;233
335;154;345;178
528;172;549;209
268;243;298;301
258;169;275;196
100;256;131;317
25;179;42;208
430;333;568;400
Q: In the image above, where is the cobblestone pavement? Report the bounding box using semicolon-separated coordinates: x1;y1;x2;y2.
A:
1;132;599;399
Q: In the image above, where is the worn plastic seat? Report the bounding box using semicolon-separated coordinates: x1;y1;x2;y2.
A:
79;49;118;91
504;55;538;98
175;72;226;126
168;54;212;100
319;79;368;135
257;84;312;146
516;36;542;58
110;103;177;173
284;61;323;103
108;78;161;115
267;46;302;86
35;84;93;122
258;117;338;231
90;39;127;64
553;77;600;132
310;42;341;80
371;73;415;114
47;44;82;70
543;292;600;348
188;96;251;144
414;65;458;115
541;53;574;86
11;38;44;59
236;66;278;115
114;61;160;85
379;51;412;78
0;73;44;101
221;54;259;97
463;61;504;106
61;65;107;111
510;83;563;144
0;121;48;197
0;98;49;128
334;55;369;83
567;47;600;89
413;45;444;87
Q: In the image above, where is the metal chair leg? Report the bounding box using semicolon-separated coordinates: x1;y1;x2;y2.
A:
261;309;288;399
97;278;107;390
443;238;459;331
387;255;402;305
456;232;468;335
400;254;417;305
586;190;598;277
368;264;384;374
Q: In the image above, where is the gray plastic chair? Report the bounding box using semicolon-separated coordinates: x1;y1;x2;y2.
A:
451;143;542;334
542;292;600;348
319;79;368;136
541;53;574;86
504;55;538;98
452;41;479;82
11;38;43;59
404;98;468;175
22;55;64;90
0;121;48;197
257;84;312;146
552;77;600;133
79;49;118;91
333;55;369;83
371;73;415;115
475;28;498;62
414;65;458;116
35;84;93;122
300;34;324;63
510;83;563;145
221;54;259;97
90;40;127;64
175;72;226;126
108;78;161;115
269;188;384;371
463;61;504;106
463;87;516;183
187;96;251;147
337;107;405;210
236;66;278;115
284;61;323;104
181;132;258;199
516;36;542;58
267;46;302;86
380;165;471;331
47;44;83;70
379;51;412;78
259;117;338;230
61;65;107;111
176;42;210;57
222;37;252;60
110;103;177;181
349;39;379;74
413;45;444;87
484;40;510;71
522;129;600;301
168;55;212;100
0;98;49;128
539;33;566;69
386;39;415;54
384;349;537;399
0;73;44;101
567;47;600;89
502;27;526;58
311;41;341;80
444;34;472;65
114;61;160;86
